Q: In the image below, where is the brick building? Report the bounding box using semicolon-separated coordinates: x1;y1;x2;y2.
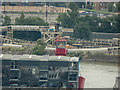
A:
93;2;108;11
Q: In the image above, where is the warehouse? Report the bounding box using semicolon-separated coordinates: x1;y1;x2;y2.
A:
2;54;79;88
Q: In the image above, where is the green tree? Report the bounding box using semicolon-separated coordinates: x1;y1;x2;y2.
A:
73;22;91;40
113;3;118;12
97;15;119;33
15;17;20;25
57;13;70;28
0;15;3;25
118;2;120;11
24;17;48;26
2;15;11;26
15;12;49;26
37;39;46;46
32;39;46;55
15;12;25;25
76;15;119;33
76;15;100;32
32;44;45;55
57;2;79;28
20;12;25;24
108;3;113;12
67;2;79;27
107;2;118;12
76;2;85;8
86;4;93;9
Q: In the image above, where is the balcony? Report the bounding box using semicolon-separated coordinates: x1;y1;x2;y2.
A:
39;71;48;81
10;65;19;70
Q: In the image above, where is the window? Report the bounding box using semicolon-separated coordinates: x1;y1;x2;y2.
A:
10;61;19;69
69;62;77;70
40;82;48;87
69;72;77;81
35;2;42;6
69;82;77;88
10;75;19;79
100;2;104;6
10;70;19;80
39;71;48;80
10;2;17;6
11;70;19;75
40;66;48;70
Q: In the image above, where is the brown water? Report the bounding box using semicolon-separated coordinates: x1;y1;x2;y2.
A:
80;62;118;88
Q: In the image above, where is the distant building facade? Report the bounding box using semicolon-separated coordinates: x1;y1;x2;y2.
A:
1;6;68;14
1;2;68;14
2;2;43;6
93;2;108;11
2;54;79;88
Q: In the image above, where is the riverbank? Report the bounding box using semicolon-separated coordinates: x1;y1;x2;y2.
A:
45;47;118;63
86;54;118;63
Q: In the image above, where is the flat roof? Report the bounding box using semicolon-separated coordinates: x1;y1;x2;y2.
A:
1;54;79;62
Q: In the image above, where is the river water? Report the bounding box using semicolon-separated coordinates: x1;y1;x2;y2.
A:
80;62;118;88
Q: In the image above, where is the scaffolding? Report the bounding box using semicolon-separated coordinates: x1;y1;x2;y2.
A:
41;30;62;46
0;25;63;46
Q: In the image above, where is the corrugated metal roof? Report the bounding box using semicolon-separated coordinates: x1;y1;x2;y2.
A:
11;55;21;60
19;54;30;60
2;54;12;60
49;56;71;61
1;54;79;62
11;25;39;31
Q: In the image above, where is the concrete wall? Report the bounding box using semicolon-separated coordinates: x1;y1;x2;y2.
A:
92;32;119;39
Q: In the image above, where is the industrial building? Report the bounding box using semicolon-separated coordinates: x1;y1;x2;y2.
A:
2;54;79;88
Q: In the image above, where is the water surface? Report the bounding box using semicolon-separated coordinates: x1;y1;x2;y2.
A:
80;62;118;88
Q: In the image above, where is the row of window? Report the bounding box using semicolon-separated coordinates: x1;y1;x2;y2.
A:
2;2;45;6
9;82;77;88
10;62;78;69
10;70;77;81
